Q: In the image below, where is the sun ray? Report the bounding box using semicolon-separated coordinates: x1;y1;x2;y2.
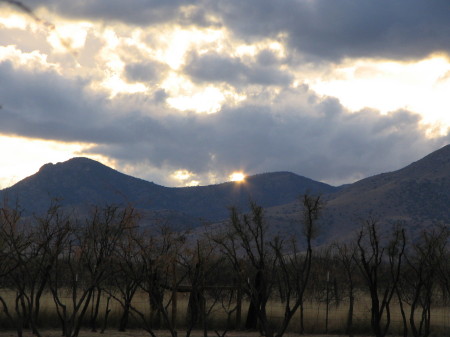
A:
229;172;245;182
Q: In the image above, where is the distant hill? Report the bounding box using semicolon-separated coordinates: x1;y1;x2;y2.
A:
262;144;450;244
3;145;450;243
0;157;336;224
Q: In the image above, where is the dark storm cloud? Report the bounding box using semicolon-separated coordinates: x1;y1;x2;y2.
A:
0;61;162;144
213;0;450;61
24;0;450;62
184;52;292;86
0;61;105;142
1;60;448;185
87;98;447;185
197;100;445;183
28;0;206;26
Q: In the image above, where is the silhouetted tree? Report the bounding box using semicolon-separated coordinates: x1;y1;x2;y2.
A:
399;227;449;337
213;195;322;337
332;242;358;337
213;203;276;337
103;223;142;332
355;218;406;337
128;226;185;337
49;205;136;337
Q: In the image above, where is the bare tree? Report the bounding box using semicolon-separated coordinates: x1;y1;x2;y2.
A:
355;218;406;337
213;195;322;337
399;227;449;337
127;226;185;337
332;242;358;337
270;237;314;337
48;205;137;337
102;223;143;332
297;193;322;334
209;281;240;337
0;202;72;337
269;194;323;337
178;238;229;337
214;203;277;337
0;205;27;336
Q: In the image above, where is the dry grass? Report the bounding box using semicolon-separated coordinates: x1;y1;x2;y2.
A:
0;331;384;337
1;290;450;336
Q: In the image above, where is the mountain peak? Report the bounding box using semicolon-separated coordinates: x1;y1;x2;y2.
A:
40;157;108;170
38;162;54;172
65;156;100;164
34;157;122;182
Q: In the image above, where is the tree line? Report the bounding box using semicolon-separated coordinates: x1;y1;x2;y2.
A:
1;195;450;337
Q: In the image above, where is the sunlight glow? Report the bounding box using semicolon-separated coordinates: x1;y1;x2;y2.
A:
155;27;225;70
166;86;225;113
170;169;200;186
235;38;287;59
229;172;246;182
172;169;193;181
96;29;149;96
101;74;148;97
0;13;29;30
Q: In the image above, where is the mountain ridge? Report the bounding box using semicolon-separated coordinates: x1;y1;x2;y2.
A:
2;144;450;244
0;157;336;222
266;144;450;243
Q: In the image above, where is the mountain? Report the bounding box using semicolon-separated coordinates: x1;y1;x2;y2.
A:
0;157;337;224
3;144;450;243
325;144;450;237
263;144;450;244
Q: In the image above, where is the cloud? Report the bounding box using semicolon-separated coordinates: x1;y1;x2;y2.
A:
89;99;447;186
124;60;167;83
0;60;110;142
3;57;445;187
212;0;450;62
28;0;202;25
184;51;292;87
20;0;450;63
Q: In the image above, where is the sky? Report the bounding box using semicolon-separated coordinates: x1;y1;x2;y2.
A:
1;0;450;189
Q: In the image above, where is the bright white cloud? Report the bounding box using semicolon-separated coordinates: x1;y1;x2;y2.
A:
166;85;225;113
309;56;450;133
46;21;91;53
155;26;226;70
0;45;54;70
0;12;29;30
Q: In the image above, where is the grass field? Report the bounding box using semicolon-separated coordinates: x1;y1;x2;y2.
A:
1;289;450;336
0;331;394;337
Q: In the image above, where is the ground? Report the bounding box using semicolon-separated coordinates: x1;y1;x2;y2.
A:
0;330;370;337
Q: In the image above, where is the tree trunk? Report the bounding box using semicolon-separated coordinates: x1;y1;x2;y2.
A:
119;301;131;331
90;287;102;332
346;290;354;337
245;300;258;330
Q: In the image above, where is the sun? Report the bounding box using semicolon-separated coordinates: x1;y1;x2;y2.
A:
229;172;246;182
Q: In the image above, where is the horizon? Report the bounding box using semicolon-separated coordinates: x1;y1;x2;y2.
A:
1;156;341;189
3;143;448;191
